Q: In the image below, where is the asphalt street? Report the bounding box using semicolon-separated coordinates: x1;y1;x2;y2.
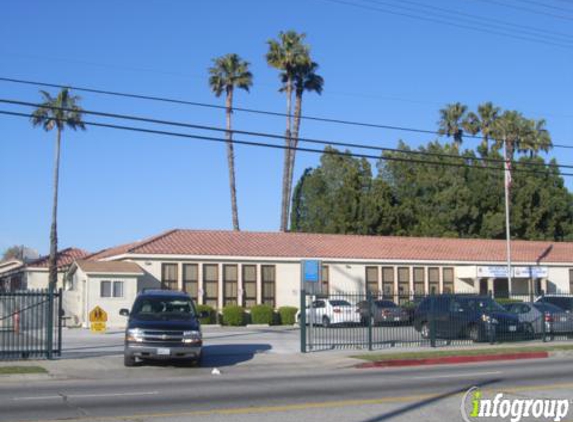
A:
2;356;573;422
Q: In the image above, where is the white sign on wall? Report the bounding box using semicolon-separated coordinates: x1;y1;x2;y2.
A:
477;266;548;278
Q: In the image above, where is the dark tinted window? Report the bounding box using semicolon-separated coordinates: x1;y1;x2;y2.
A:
533;302;566;313
132;296;196;321
330;300;352;307
544;297;573;311
375;300;397;308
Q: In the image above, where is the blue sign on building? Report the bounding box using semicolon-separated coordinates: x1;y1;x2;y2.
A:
303;260;320;283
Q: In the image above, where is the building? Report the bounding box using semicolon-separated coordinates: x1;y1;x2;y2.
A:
0;248;89;291
61;229;573;327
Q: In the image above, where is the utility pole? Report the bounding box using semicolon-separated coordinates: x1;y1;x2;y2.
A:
503;135;512;298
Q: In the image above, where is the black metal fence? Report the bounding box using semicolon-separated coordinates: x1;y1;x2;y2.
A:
299;290;573;352
0;289;62;359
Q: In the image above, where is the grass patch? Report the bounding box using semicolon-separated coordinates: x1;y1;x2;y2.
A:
0;366;47;375
352;344;573;362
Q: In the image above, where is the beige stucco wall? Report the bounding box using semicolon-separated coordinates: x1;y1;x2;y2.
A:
24;270;66;290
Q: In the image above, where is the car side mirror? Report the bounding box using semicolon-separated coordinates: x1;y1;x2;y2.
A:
119;309;130;317
199;311;210;319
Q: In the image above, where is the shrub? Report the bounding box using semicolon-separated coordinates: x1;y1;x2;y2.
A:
196;304;215;325
222;305;246;326
278;306;298;325
250;304;274;325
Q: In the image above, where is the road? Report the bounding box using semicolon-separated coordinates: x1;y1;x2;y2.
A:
2;357;573;422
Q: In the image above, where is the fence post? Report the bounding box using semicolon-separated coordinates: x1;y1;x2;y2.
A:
57;289;63;356
541;291;547;343
46;286;54;360
367;290;373;351
300;289;306;353
430;294;436;348
487;291;495;345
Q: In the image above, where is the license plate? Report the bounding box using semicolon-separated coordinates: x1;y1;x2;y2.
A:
394;317;401;321
157;348;170;356
508;326;517;332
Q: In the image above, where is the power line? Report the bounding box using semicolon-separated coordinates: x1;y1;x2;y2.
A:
367;0;573;43
4;97;572;171
1;109;570;178
322;0;573;48
517;0;573;13
475;0;573;21
0;76;567;147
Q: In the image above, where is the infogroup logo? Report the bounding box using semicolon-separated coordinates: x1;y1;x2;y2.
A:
461;387;570;422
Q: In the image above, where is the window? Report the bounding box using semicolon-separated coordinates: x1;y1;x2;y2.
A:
413;267;425;296
366;266;379;295
443;267;454;293
183;264;198;300
161;263;178;291
398;267;410;298
223;265;238;306
242;265;257;308
100;281;123;298
100;281;111;298
382;267;394;297
321;265;329;296
203;264;219;308
429;267;440;295
262;265;276;307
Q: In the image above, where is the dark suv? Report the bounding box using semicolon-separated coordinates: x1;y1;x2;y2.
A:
413;295;523;342
119;290;206;367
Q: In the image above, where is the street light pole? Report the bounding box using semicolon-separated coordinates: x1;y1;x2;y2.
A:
503;135;513;298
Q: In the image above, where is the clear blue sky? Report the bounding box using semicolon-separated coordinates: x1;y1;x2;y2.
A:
1;0;572;255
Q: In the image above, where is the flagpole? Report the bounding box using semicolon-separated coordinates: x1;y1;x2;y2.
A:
504;135;513;298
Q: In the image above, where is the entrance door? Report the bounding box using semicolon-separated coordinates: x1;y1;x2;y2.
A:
494;278;509;298
479;279;488;295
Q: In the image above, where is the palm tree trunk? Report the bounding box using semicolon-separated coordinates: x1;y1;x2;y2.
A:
285;91;303;231
280;81;293;232
48;128;61;289
225;89;240;231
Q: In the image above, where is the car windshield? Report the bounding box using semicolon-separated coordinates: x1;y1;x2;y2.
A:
464;298;507;312
375;301;396;308
131;297;196;321
329;300;352;307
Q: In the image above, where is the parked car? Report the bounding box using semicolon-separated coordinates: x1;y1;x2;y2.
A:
302;299;361;328
412;295;523;342
119;289;207;367
535;295;573;313
504;302;573;337
356;299;410;326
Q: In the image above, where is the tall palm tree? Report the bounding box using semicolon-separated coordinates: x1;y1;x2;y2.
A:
463;102;500;156
517;118;552;158
282;61;324;230
492;110;528;161
438;102;468;149
266;30;311;231
208;53;253;231
31;88;85;289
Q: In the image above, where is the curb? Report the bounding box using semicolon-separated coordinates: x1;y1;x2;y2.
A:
356;351;549;368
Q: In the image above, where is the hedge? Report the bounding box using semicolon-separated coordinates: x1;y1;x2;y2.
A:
495;298;524;305
278;306;298;325
196;304;215;324
222;305;246;326
250;304;274;325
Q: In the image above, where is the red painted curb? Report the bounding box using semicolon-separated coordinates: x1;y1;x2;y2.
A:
357;351;549;368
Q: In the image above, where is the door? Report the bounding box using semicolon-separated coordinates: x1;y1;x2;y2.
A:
494;278;509;298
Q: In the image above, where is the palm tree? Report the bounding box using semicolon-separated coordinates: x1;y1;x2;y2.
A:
438;102;468;149
517;118;552;158
266;30;311;231
31;88;85;289
463;102;500;156
282;61;324;230
208;53;253;231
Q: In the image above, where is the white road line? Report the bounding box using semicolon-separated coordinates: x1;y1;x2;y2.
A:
13;391;158;401
410;371;502;380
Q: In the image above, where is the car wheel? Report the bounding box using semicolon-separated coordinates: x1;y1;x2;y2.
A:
468;325;480;342
124;354;136;367
322;316;331;328
420;322;430;339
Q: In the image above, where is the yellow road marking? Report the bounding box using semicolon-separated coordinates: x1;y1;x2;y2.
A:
24;381;573;422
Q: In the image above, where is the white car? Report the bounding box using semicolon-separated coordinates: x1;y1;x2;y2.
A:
302;299;361;327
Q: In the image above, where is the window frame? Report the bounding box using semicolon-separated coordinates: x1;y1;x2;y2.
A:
161;263;179;291
261;265;276;308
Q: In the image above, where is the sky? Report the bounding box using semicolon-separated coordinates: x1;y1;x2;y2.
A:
1;0;573;256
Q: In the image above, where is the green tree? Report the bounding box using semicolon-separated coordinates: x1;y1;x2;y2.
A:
208;53;253;231
2;246;24;261
283;60;324;232
438;102;468;149
31;88;85;289
266;30;311;231
463;102;500;157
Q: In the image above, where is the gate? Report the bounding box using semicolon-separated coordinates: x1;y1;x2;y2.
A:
0;289;62;359
300;290;573;352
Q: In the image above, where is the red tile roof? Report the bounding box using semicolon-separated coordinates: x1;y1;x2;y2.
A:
92;229;573;264
75;260;144;275
28;248;90;269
